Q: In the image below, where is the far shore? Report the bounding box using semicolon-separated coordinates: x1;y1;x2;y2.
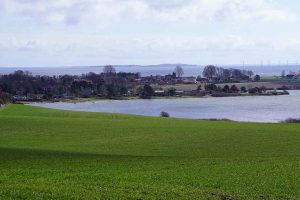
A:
20;89;291;104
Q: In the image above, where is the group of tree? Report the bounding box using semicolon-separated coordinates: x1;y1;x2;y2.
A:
203;84;240;93
202;65;256;82
203;83;266;94
0;67;140;100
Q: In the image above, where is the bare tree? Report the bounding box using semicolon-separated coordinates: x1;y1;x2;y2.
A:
223;69;231;81
247;70;254;78
174;66;184;77
103;65;116;74
215;67;224;81
203;65;217;80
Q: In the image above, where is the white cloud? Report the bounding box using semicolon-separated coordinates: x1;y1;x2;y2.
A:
0;0;297;25
1;0;300;66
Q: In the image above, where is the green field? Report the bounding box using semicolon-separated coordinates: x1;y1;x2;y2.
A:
0;105;300;199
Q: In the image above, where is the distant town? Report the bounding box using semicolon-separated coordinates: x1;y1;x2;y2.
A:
0;65;297;105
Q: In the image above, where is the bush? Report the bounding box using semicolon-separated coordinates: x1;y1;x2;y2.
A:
139;84;154;99
197;85;202;90
283;118;300;123
160;112;170;118
205;84;217;91
168;88;176;96
254;74;261;82
248;87;259;94
240;86;247;93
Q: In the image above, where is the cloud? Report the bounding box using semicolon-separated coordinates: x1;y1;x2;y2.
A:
1;0;300;66
0;38;45;51
0;0;297;25
1;34;300;66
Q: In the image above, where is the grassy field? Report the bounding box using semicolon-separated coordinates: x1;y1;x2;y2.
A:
0;105;300;199
261;76;300;83
157;81;300;91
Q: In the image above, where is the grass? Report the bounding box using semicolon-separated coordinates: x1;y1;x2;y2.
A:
0;105;300;199
261;76;300;84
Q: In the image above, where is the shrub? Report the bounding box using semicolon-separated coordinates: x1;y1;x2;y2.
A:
197;85;202;90
139;84;154;99
160;112;170;118
205;84;217;91
248;87;259;94
254;74;261;82
240;86;247;93
168;88;176;96
283;118;300;123
230;85;239;93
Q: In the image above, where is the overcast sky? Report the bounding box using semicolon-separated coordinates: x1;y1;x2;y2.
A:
0;0;300;67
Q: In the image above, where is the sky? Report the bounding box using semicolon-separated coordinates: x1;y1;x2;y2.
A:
0;0;300;67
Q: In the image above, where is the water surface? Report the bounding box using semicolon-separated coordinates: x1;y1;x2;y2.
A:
2;64;300;76
32;91;300;123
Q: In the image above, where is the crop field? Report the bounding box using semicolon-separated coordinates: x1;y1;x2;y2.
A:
0;105;300;199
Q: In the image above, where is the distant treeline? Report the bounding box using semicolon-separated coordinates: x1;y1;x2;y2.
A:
0;69;140;100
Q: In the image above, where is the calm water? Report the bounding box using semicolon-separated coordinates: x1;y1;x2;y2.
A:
32;91;300;123
1;64;300;76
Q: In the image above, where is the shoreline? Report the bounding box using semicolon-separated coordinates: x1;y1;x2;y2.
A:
20;90;290;104
25;103;295;124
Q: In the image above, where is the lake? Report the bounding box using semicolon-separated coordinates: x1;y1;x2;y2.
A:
32;90;300;123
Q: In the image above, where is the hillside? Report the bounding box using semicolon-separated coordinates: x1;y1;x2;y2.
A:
0;105;299;199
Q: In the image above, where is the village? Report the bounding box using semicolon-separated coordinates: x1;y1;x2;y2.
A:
0;65;292;104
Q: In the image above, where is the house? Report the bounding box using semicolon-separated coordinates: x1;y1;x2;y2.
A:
12;95;28;101
178;77;197;84
196;77;209;83
154;90;166;96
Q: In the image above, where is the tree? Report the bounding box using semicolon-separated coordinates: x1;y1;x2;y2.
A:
259;86;266;93
215;67;224;81
168;88;176;96
223;69;231;81
197;85;202;90
230;85;239;93
232;69;243;79
203;65;217;80
160;111;170;118
103;65;116;74
254;75;261;82
174;66;184;77
139;84;154;99
247;70;254;78
120;86;128;95
248;87;259;94
106;84;118;98
144;84;154;96
223;85;230;93
204;84;217;91
240;86;247;93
